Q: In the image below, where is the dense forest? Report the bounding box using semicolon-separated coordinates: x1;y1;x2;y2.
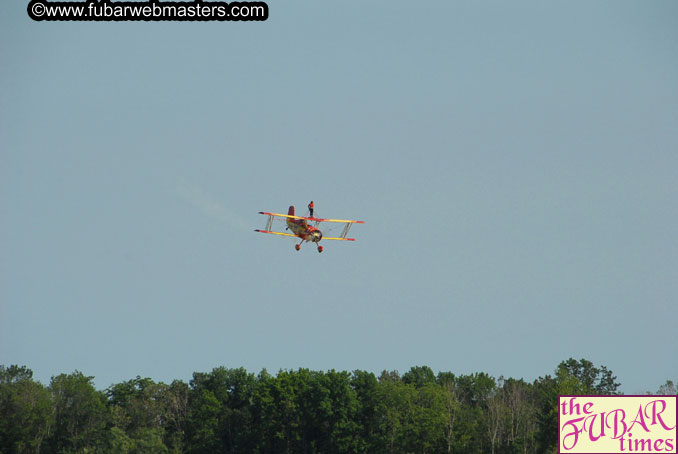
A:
0;359;674;454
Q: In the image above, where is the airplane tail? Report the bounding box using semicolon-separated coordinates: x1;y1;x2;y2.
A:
288;206;295;216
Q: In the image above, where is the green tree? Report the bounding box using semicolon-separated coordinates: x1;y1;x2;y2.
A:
186;387;220;454
454;372;497;453
376;376;449;454
502;378;538;454
251;368;302;454
535;358;620;454
100;427;133;454
410;383;448;454
186;367;256;454
375;378;415;454
132;428;168;454
484;378;505;454
105;376;170;454
556;358;620;395
402;366;436;388
319;370;360;453
160;380;188;454
106;377;168;433
350;370;382;453
436;372;460;454
47;371;108;454
0;365;54;454
0;361;627;454
656;380;677;395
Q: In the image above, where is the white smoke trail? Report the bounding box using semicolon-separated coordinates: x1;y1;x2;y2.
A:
176;180;249;232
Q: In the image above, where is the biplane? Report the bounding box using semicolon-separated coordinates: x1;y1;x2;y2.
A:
255;206;364;252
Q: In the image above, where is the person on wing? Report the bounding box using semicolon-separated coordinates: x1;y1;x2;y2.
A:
308;201;315;218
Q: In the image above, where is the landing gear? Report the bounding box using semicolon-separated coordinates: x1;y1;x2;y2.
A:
317;245;323;253
295;244;301;251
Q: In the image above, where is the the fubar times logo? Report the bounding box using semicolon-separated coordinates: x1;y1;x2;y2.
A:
559;396;677;453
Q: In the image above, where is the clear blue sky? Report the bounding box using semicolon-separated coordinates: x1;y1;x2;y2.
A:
1;1;676;394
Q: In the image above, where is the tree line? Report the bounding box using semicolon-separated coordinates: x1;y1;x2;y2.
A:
0;358;673;454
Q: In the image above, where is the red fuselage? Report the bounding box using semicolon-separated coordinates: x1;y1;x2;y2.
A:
286;206;322;243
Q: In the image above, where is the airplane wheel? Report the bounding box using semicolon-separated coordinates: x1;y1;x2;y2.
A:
295;244;301;251
318;246;323;253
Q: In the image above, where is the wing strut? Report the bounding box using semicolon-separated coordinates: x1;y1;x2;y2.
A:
340;222;352;239
265;215;273;231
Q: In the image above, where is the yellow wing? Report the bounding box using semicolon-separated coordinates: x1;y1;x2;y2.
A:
254;229;297;237
258;211;364;224
316;218;365;224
